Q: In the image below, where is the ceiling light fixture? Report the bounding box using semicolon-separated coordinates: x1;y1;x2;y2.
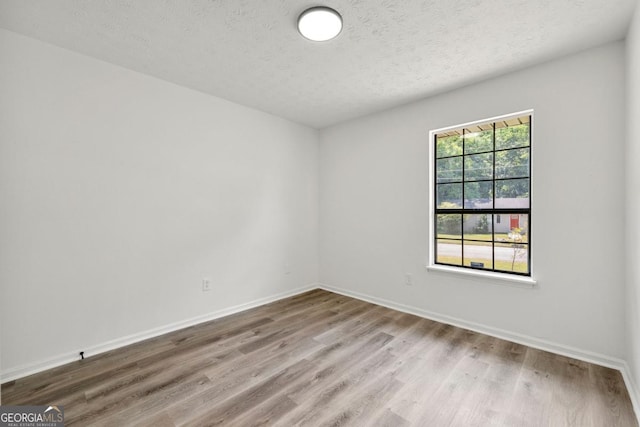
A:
297;6;342;42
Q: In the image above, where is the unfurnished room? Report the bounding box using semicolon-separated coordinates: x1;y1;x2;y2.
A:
1;0;640;426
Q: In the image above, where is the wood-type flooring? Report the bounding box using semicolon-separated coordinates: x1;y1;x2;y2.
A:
1;289;637;426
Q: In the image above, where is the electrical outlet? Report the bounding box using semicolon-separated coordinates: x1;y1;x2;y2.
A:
202;278;211;292
405;273;413;286
284;263;291;275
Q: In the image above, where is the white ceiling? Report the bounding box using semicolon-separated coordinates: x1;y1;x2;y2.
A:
0;0;637;128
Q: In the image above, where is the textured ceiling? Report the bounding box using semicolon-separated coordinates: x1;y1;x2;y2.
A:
0;0;637;128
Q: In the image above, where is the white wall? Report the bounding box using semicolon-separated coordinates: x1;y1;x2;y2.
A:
626;1;640;404
320;42;627;361
0;29;319;378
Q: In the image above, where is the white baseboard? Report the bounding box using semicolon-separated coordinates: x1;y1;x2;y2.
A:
1;284;316;384
621;362;640;423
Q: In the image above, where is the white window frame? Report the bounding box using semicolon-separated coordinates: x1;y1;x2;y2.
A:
427;110;537;287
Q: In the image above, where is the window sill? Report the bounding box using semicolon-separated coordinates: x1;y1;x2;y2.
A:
426;264;537;288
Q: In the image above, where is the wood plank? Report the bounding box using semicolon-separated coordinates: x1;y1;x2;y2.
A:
181;359;315;426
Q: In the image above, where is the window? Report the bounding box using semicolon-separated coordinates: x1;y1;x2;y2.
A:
430;111;532;277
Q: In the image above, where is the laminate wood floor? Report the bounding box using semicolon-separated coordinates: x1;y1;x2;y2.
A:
1;289;637;426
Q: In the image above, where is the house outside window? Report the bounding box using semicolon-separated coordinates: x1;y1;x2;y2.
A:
429;111;532;277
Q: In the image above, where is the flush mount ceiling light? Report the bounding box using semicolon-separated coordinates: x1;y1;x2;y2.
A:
297;6;342;42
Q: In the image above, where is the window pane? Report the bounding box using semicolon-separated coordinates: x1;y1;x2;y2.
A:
463;241;493;270
437;239;462;265
436;214;462;238
495;212;529;274
436;157;462;183
496;123;529;150
495;148;529;179
436;135;462;158
464;181;493;209
493;214;529;242
437;183;462;208
464;153;493;181
464;128;493;154
463;214;492;241
494;242;529;274
495;178;529;208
